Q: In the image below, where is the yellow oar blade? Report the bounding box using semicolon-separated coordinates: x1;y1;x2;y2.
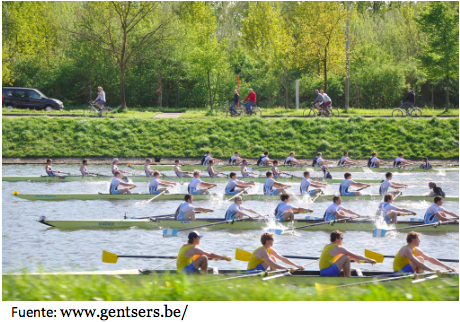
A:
235;248;252;261
102;250;119;264
365;249;384;263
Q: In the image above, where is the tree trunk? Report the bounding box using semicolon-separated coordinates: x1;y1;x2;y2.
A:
285;80;288;109
431;82;434;108
157;71;163;108
207;70;213;109
323;47;328;92
119;62;127;109
446;73;450;111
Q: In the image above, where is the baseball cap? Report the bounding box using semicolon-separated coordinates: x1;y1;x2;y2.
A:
188;231;203;239
112;158;119;163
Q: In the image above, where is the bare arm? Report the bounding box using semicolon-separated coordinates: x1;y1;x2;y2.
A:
416;248;456;271
271;249;304;269
194;207;214;213
341;208;361;217
187;247;230;261
337;246;376;264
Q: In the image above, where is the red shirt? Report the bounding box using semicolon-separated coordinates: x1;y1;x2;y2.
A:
243;92;256;103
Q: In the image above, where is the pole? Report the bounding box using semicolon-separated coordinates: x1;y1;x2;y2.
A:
345;1;350;112
295;79;299;109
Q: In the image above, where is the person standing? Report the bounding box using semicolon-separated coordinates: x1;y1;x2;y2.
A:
242;88;256;114
228;90;240;116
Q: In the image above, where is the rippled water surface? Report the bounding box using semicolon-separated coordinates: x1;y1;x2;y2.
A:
2;164;459;273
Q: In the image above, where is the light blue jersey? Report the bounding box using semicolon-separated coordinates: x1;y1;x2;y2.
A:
175;202;195;221
274;202;294;222
263;178;278;195
339;179;354;196
323;203;342;221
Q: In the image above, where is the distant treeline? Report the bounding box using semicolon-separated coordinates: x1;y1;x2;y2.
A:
2;1;458;109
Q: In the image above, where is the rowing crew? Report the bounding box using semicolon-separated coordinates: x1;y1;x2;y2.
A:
110;171;177;195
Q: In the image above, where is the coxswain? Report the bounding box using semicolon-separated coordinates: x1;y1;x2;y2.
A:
427;182;446;197
420;157;432;169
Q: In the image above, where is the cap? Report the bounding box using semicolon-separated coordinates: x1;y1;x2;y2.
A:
243;159;248;163
428;183;436;187
112;158;119;163
188;231;203;239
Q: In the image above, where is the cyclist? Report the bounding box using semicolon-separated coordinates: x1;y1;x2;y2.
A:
228;90;240;116
242;88;256;114
311;89;324;114
93;86;106;115
320;90;332;114
402;88;415;116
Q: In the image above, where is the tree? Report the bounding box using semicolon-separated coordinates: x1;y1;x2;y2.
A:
416;2;459;110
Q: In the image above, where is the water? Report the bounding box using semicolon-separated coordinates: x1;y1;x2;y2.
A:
2;164;459;273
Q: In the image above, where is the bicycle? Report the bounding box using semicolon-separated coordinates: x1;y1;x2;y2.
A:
392;102;422;117
303;103;339;117
239;101;262;117
215;101;242;117
85;101;113;117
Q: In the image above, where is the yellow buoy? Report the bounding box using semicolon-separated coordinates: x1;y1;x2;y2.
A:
127;163;131;167
13;190;19;195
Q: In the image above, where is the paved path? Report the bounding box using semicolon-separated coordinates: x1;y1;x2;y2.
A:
153;113;183;118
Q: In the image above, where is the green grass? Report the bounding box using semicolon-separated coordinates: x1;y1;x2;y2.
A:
2;274;458;301
2;117;458;159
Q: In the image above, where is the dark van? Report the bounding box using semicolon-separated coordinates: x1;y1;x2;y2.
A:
2;87;64;111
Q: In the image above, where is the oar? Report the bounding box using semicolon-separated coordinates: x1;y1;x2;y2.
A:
311;191;324;203
129;211;209;220
161;173;183;185
145;189;169;204
196;270;269;285
365;249;459;263
102;250;177;264
261;269;292;281
225;188;249;202
268;217;354;235
163;218;247;237
333;273;419;289
393;187;406;201
372;221;448;237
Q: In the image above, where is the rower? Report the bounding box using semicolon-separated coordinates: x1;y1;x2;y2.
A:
271;160;285;178
224;196;260;220
367;152;383;168
284;151;304;167
257;151;272;167
112;158;127;175
420;157;432;169
247;232;305;272
110;170;136;195
380;172;408;196
264;171;290;195
394;152;413;168
300;171;327;196
149;172;176;194
377;194;416;224
241;160;256;178
45;158;63;176
176;231;231;275
175;194;214;221
393;231;456;276
80;159;90;176
207;160;224;178
144;158;156;177
230;151;243;165
338;151;358;167
321;164;333;179
188;171;216;195
427;182;446;197
175;160;193;178
225;172;254;195
339;172;370;196
323;196;362;221
424;196;458;224
319;230;376;277
201;151;218;166
312;152;330;167
274;193;312;222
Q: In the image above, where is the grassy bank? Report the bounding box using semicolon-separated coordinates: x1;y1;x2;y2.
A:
2;117;458;159
3;274;458;301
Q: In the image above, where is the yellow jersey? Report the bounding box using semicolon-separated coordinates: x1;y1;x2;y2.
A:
319;244;342;270
393;246;416;272
176;244;194;271
247;246;271;270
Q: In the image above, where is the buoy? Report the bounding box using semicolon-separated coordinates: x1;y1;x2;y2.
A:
13;190;19;195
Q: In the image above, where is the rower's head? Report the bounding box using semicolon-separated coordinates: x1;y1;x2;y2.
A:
344;151;348;157
385;172;393;179
384;193;394;203
146;158;152;164
398;153;404;157
235;151;239;156
330;230;344;245
260;232;274;248
243;160;248;165
333;195;341;205
112;158;119;165
266;171;273;178
344;172;352;179
206;151;211;156
317;152;322;157
423;157;428;161
175;159;180;165
230;172;237;179
208;160;214;166
47;158;52;165
82;159;88;165
280;193;290;203
153;171;160;178
303;171;311;178
428;182;437;190
114;170;121;178
372;152;377;157
434;195;443;206
290;151;295;156
264;151;269;156
406;231;420;247
188;231;203;245
234;196;243;205
273;160;278;166
194;171;201;178
184;194;193;203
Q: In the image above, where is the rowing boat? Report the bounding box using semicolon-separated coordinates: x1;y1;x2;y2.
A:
14;192;460;202
38;217;459;232
129;164;458;173
1;175;381;184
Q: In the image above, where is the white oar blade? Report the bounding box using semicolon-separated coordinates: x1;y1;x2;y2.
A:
412;274;438;284
373;229;387;238
163;229;178;237
267;228;283;235
305;216;321;220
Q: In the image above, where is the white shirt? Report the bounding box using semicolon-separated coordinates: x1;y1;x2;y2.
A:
204;155;212;164
149;178;160;191
300;178;312;193
380;179;392;195
314;157;324;167
323;93;331;102
190;178;203;189
226;203;249;220
324;203;343;221
370;157;379;167
179;202;195;214
425;204;445;223
226;179;238;191
378;202;400;217
259;154;267;166
241;165;250;177
231;155;238;163
144;164;153;176
285;156;293;164
264;178;275;188
339;156;348;165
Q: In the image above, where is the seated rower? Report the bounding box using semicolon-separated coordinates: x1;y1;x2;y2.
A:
274;193;312;222
424;196;458;224
225;196;260;220
312;152;330;167
420;157;432;169
367;152;383;168
207;160;224;178
241;160;256;178
174;160;193;178
271;160;285;178
394;152;413;168
380;172;408;196
321;164;333;179
393;231;456;276
230;151;243;165
177;231;231;275
144;158;156;177
427;182;446;197
323;196;362;221
225;172;255;195
188;171;216;195
300;171;327;196
247;232;304;272
110;170;136;195
284;151;304;167
264;171;290;195
339;172;370;196
338;151;358;167
319;230;376;277
45;158;63;176
201;151;218;166
80;159;90;176
175;194;214;221
377;194;416;224
257;151;272;167
112;158;127;175
149;172;176;194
